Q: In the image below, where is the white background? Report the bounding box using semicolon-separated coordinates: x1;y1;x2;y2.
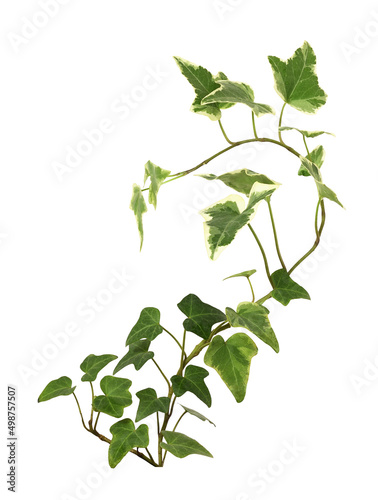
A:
1;0;377;498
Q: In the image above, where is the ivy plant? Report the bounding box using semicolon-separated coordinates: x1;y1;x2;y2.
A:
39;41;342;469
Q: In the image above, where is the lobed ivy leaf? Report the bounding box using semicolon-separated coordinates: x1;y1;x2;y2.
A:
171;365;212;407
202;80;275;116
224;269;256;280
160;431;213;459
38;376;76;402
108;418;149;468
271;269;311;306
135;388;170;422
126;307;163;346
177;293;226;340
180;405;215;426
92;376;132;418
268;41;327;113
113;340;154;374
201;178;280;260
226;302;279;353
130;184;147;250
201;195;253;260
204;333;258;403
144;161;171;209
80;354;118;382
199;168;279;196
298;145;325;176
174;57;233;121
299;156;344;207
279;126;334;139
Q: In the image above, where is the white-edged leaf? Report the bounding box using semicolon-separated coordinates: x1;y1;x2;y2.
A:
144;161;171;208
279;126;334;138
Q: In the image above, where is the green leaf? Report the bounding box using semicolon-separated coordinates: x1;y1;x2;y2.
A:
130;184;147;250
80;354;118;382
204;333;258;403
174;56;227;121
202;80;275;116
92;376;132;418
109;419;149;468
177;293;226;340
246;177;281;210
279;126;334;139
271;269;311;306
171;365;212;407
38;376;76;402
180;405;215;426
126;307;163;346
299;156;344;207
226;302;279;353
135;388;170;422
113;340;154;374
268;41;327;113
298;145;325;176
144;161;171;209
160;431;213;459
199;168;279;196
224;269;256;280
201;195;253;260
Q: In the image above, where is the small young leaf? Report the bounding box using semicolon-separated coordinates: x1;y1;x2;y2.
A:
201;195;254;260
135;388;170;422
174;56;225;121
202;80;275;116
180;405;215;426
109;419;149;468
113;340;154;374
279;126;334;138
126;307;163;345
271;269;311;306
224;269;256;280
299;156;344;207
160;431;213;459
204;333;258;403
268;41;327;113
144;161;171;209
80;354;118;382
226;302;279;353
177;293;226;340
38;376;76;402
246;180;280;210
298;145;325;176
92;376;132;418
130;184;147;250
171;365;212;407
199;168;279;196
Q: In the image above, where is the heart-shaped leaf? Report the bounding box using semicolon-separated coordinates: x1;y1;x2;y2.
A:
80;354;118;382
113;340;154;374
171;365;212;407
160;431;213;458
204;333;258;403
92;376;132;418
38;377;76;403
109;419;149;468
126;307;163;345
226;302;279;353
177;294;226;340
271;269;311;306
135;388;170;422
